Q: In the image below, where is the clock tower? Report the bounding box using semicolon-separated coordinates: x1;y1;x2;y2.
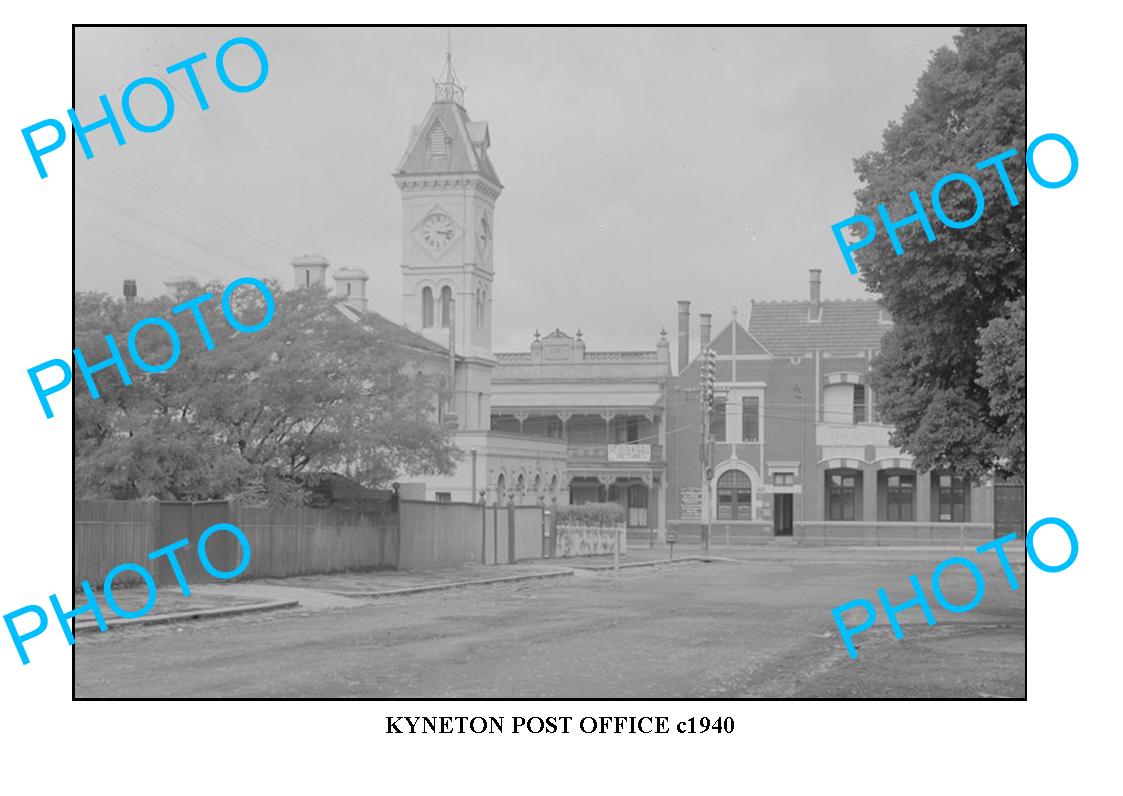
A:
395;52;502;430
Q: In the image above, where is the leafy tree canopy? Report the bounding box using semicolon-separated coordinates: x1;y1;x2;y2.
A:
75;280;459;503
853;26;1026;481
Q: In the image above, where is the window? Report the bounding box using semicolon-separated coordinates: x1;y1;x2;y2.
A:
435;492;452;503
496;474;506;503
428;121;449;158
626;416;640;443
881;472;915;521
773;472;794;487
476;288;483;328
710;398;726;441
742;396;760;442
716;470;752;521
823;382;866;425
440;286;452;328
826;469;861;521
421;287;434;328
853;384;867;425
346;282;352;296
934;472;969;522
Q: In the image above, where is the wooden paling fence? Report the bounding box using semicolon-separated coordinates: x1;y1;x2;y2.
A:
74;498;552;589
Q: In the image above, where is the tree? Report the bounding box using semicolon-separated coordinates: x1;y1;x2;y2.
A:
853;26;1026;481
74;280;459;503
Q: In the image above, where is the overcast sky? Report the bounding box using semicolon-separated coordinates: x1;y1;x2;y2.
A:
74;25;957;354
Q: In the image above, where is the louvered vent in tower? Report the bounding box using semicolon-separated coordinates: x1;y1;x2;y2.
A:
428;121;449;158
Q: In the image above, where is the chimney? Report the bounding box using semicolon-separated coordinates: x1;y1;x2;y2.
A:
292;253;329;289
333;267;370;312
123;279;137;306
809;269;822;320
700;313;712;348
677;300;690;372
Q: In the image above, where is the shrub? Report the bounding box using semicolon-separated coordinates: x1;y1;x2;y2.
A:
555;502;625;527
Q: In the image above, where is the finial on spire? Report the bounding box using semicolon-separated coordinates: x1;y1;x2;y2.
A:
434;28;466;105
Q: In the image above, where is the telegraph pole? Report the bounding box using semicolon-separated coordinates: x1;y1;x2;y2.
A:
700;347;716;554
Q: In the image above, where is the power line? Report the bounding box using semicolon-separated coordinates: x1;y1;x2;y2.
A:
78;219;223;283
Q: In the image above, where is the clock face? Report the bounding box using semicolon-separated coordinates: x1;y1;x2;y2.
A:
421;213;456;252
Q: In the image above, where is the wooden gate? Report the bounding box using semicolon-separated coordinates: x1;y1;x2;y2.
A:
993;481;1026;538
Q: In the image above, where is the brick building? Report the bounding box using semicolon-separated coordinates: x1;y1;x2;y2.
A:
664;270;1019;545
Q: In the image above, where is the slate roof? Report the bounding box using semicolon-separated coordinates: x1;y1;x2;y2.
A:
334;303;448;357
394;98;502;187
746;299;891;356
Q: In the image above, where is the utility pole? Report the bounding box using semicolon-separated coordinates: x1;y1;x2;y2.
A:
795;383;806;540
700;347;717;554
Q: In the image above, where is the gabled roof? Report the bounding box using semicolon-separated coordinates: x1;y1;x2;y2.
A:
747;299;890;356
334;303;448;357
394;99;502;187
708;321;773;357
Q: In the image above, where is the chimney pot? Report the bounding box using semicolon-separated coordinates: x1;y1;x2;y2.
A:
677;300;691;373
809;269;822;316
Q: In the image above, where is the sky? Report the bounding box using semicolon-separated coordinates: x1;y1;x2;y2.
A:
74;25;958;355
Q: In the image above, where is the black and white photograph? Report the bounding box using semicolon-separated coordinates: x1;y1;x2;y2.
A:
68;25;1027;699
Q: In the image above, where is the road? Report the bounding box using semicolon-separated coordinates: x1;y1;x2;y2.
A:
75;553;1026;698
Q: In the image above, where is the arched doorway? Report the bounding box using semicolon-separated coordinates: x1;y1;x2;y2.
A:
716;470;753;521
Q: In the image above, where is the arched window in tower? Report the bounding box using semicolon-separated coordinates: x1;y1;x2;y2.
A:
428;121;449;158
440;286;452;328
421;286;434;328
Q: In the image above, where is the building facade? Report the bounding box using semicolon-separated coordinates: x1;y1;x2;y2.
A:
301;54;1021;543
490;328;672;540
664;271;1009;545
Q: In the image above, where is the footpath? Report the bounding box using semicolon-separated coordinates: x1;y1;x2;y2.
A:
73;553;704;633
75;543;1020;634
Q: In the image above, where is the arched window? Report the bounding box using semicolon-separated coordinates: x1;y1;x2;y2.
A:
716;470;752;521
825;468;862;521
496;473;505;504
440;286;452;328
550;474;558;495
346;282;352;296
421;286;434;328
428;121;449;158
932;471;969;522
878;469;915;521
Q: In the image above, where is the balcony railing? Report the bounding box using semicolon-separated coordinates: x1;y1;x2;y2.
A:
567;444;664;464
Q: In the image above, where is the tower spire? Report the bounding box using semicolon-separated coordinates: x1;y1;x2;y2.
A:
434;28;465;105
